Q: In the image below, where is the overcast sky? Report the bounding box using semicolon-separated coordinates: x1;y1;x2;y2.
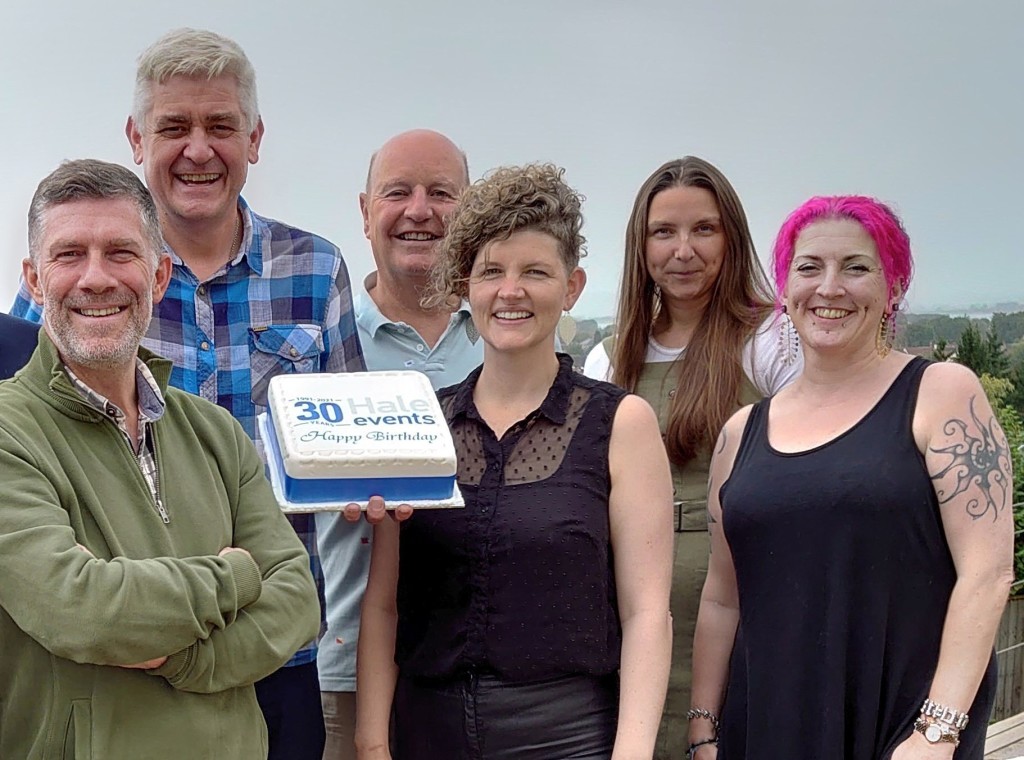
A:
1;0;1020;317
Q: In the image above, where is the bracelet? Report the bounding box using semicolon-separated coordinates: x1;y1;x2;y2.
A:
921;698;970;731
686;707;721;735
688;737;718;759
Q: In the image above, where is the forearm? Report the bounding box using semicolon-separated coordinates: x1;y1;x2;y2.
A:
0;445;264;665
926;570;1012;712
611;608;672;760
688;596;739;743
355;602;400;758
152;546;319;692
0;539;260;666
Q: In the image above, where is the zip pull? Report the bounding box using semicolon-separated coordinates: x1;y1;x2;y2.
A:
155;498;171;524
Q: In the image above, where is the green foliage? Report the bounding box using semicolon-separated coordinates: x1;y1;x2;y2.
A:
956;322;1010;378
979;374;1024;587
901;314;975;348
931;339;954;362
993;311;1024;345
1007;359;1024;419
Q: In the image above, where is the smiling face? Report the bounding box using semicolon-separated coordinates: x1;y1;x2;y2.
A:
126;74;263;228
360;131;467;287
644;185;726;313
468;229;585;356
784;217;901;358
24;197;171;376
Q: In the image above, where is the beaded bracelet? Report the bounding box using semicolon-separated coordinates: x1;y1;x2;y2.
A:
686;707;721;734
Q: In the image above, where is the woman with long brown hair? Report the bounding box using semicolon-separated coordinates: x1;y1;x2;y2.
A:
584;156;801;758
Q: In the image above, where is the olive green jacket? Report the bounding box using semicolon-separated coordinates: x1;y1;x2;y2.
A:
0;332;319;759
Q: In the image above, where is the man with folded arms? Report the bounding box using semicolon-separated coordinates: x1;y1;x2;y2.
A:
0;159;319;759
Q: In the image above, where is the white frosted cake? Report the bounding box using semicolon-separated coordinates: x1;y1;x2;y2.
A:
264;371;457;504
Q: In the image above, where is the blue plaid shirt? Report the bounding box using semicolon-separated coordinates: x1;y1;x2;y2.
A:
12;196;365;666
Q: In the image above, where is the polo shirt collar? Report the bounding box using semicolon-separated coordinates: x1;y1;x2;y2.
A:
356;271;472;338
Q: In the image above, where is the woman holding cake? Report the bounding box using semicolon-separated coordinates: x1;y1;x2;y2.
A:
582;156;801;758
356;164;674;759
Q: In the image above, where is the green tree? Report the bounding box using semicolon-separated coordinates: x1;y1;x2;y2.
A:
986;324;1010;376
956;323;1009;377
956;322;986;372
993;311;1024;345
978;375;1024;584
931;339;954;362
1007;357;1024;418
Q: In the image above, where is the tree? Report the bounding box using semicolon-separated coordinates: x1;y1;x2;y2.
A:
985;324;1010;376
955;323;1009;377
956;323;986;373
931;339;954;362
978;375;1024;584
993;311;1024;345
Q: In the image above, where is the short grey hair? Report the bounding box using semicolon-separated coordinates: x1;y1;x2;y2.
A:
132;28;259;132
28;159;164;263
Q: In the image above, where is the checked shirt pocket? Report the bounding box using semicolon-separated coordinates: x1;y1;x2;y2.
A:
249;324;324;407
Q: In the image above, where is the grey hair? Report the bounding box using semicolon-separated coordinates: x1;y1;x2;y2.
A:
132;28;259;132
28;159;164;263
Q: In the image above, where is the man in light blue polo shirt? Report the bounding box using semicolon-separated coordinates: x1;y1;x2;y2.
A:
316;129;481;759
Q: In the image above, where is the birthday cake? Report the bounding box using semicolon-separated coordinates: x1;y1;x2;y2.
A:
264;371;457;504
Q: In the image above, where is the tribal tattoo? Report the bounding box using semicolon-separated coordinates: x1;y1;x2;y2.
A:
715;428;728;456
706;430;726;553
928;395;1011;521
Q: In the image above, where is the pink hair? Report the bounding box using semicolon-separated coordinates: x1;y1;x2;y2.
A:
771;195;913;308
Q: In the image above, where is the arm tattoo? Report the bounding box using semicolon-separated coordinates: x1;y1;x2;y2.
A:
706;430;728;553
928;395;1011;521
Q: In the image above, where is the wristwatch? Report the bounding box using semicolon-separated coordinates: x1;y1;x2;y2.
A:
914;716;960;746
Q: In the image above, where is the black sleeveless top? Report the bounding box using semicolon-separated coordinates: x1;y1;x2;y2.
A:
395;354;629;682
718;357;995;759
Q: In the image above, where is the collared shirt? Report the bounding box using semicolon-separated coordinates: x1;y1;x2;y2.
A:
353;272;483;388
12;196;365;666
315;272;484;692
63;360;167;517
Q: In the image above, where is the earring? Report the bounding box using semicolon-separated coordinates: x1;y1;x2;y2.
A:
778;306;800;366
876;304;897;358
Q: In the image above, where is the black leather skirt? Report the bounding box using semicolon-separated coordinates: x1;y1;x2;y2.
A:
393;671;619;759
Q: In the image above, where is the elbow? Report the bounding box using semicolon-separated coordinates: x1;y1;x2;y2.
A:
960;562;1016;609
995;566;1015;601
296;573;321;645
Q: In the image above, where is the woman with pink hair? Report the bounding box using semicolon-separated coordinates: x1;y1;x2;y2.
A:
687;196;1013;759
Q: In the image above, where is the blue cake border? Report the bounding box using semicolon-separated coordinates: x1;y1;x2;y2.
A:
259;413;461;511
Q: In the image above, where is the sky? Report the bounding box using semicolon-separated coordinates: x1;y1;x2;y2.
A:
1;0;1021;318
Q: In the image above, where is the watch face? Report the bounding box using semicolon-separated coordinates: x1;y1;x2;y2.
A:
924;724;943;743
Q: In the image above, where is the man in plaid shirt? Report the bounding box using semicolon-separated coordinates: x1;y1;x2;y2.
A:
11;28;363;760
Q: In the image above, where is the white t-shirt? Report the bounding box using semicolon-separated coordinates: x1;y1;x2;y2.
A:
582;313;802;396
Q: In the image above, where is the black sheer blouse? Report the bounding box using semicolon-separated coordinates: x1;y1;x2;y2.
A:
394;354;628;682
